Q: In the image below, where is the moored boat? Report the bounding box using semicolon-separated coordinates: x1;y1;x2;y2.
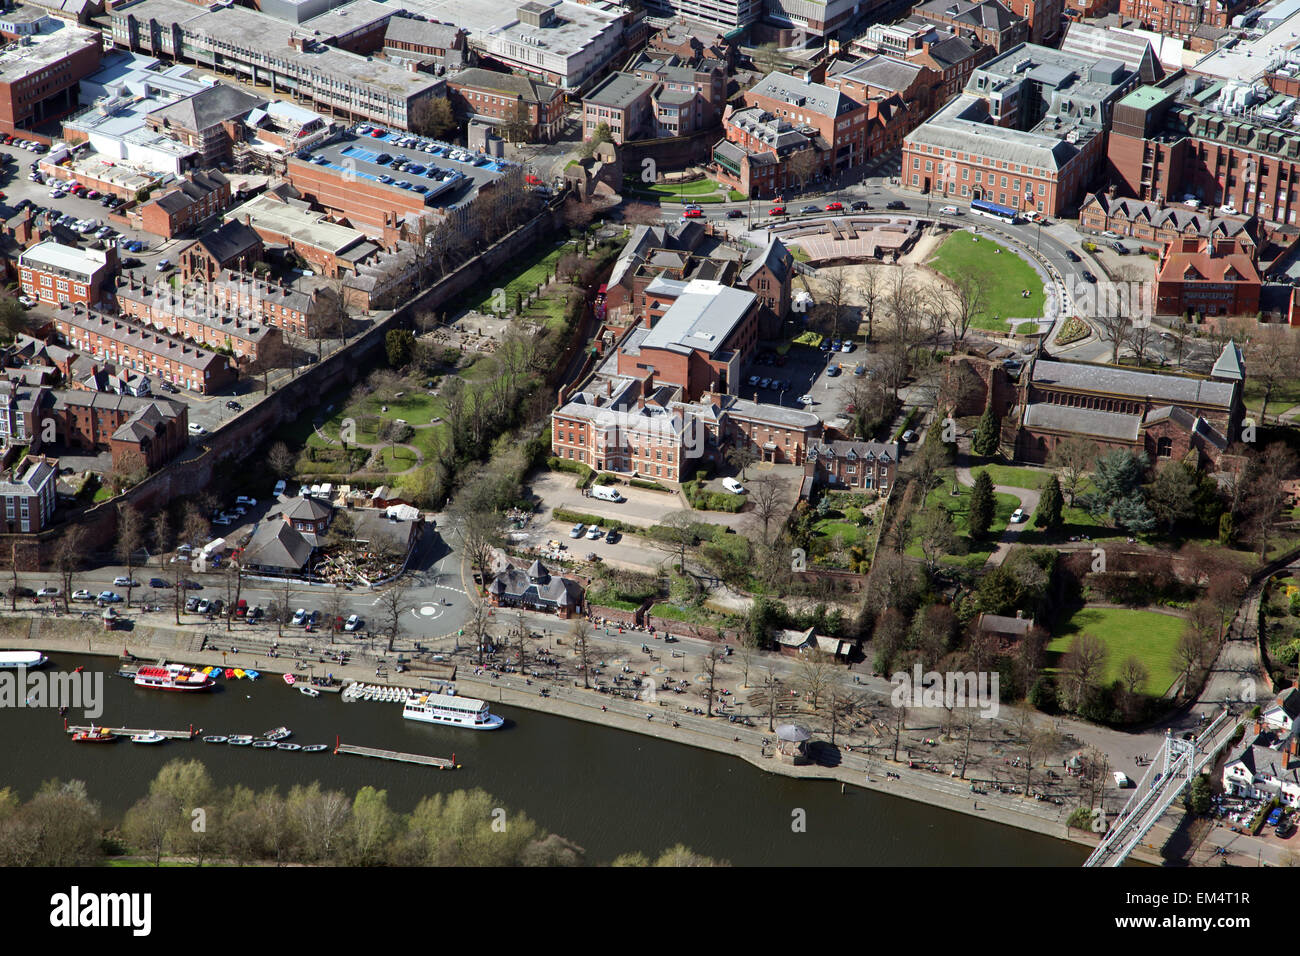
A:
251;739;277;749
402;692;504;730
277;742;301;751
299;686;320;698
302;744;328;752
133;663;214;692
263;726;291;741
228;735;253;746
72;727;118;742
202;735;228;744
0;650;48;669
282;673;296;686
130;731;166;744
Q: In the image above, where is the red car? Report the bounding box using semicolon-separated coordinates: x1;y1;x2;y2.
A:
769;206;786;216
683;208;703;218
826;201;843;211
524;174;543;186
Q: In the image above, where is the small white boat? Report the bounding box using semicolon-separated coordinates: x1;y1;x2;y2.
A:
299;686;320;698
263;726;292;741
251;739;277;749
228;735;253;746
130;731;166;745
277;742;301;751
202;735;228;744
302;744;328;753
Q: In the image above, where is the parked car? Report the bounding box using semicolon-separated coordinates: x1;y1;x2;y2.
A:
72;589;93;601
886;200;907;210
586;525;604;540
344;614;362;632
606;530;621;545
97;591;122;603
179;580;202;590
188;423;207;435
1010;508;1027;523
825;201;843;211
722;477;746;494
569;523;585;538
768;206;785;216
149;578;170;589
226;400;243;411
682;208;703;218
112;576;140;588
850;200;870;211
292;608;308;626
36;587;60;597
901;430;918;442
801;204;820;214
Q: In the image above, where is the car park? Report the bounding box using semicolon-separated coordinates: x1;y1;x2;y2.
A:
606;530;621;545
292;608;307;626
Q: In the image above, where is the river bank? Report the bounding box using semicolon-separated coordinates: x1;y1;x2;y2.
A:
2;613;1162;865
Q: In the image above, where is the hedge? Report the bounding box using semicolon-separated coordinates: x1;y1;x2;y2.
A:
629;478;672;492
552;508;638;535
547;456;595;488
684;480;746;513
892;407;918;442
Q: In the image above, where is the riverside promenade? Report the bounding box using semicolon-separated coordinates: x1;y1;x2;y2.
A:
7;612;1161;865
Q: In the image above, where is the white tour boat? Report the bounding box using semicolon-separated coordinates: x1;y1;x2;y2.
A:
0;650;48;669
402;692;504;730
133;663;214;692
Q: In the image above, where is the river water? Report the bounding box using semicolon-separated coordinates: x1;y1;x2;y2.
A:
2;655;1085;865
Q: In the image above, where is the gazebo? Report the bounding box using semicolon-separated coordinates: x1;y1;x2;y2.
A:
775;723;813;765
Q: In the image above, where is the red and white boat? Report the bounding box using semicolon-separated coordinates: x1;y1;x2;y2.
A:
133;663;214;692
72;727;117;743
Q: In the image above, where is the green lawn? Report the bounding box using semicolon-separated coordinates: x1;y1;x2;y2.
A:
461;241;570;317
814;518;872;547
974;464;1054;490
906;481;1020;569
1244;375;1300;416
1046;606;1185;696
928;231;1045;332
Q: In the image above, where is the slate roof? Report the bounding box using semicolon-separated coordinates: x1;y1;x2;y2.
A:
1030;359;1236;408
189;220;262;264
808;438;899;463
748;71;863;119
149;83;266;132
487;561;582;608
243;520;314;570
1022;402;1141;441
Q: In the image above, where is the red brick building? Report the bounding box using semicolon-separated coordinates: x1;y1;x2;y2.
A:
1155;237;1261;318
138;170;231;239
805;439;900;495
912;0;1029;52
1118;0;1255;39
0;455;56;533
0;18;100;135
18;242;114;307
1079;191;1260;258
114;276;284;365
446;68;565;142
52;309;236;394
53;390;188;472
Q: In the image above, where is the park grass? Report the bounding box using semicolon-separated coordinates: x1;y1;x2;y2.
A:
1045;606;1184;696
1244;375;1300;416
971;464;1053;490
928;230;1045;332
813;518;871;547
458;240;569;317
790;245;811;262
906;482;1020;569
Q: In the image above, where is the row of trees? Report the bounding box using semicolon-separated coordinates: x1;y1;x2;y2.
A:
0;762;724;867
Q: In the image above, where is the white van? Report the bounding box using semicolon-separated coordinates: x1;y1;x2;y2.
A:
590;485;625;503
722;477;746;494
1113;771;1132;788
939;205;960;215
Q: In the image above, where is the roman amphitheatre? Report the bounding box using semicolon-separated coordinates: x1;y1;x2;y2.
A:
759;215;1049;337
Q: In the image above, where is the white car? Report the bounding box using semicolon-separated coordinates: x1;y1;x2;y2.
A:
112;576;139;588
36;587;60;597
235;496;257;507
1010;508;1027;523
344;614;362;632
722;477;746;494
213;515;233;526
798;394;815;406
188;423;207;435
292;608;308;626
71;589;94;601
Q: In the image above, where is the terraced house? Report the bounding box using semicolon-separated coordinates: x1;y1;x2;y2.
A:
52;307;236;394
114;275;285;365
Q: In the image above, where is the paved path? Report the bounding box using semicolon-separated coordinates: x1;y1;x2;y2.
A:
954;457;1042;567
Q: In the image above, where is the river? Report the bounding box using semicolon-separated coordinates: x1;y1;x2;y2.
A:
2;655;1086;865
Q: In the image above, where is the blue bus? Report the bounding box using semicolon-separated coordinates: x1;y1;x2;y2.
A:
970;198;1019;223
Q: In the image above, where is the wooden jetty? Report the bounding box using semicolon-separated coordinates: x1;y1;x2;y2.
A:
65;720;198;740
333;736;458;769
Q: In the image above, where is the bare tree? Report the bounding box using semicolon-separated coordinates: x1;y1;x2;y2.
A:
52;527;85;614
944;266;988;347
701;646;723;717
1095;313;1131;364
859;267;883;342
747;473;784;545
116;504;145;608
571;618;594;689
1061;633;1108;713
1047;436;1098;507
1127;321;1157;367
379;581;409;653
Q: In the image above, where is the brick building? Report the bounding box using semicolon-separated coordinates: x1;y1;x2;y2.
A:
614;279;760;400
53;390;188;472
446;68;565;142
18;242;114;307
805;439;900;495
902;43;1139;217
853;18;990;105
138;169;232;239
52;308;236;394
207;270;342;338
114;276;285;365
912;0;1029;53
382;15;468;71
227;192;382;280
0;16;100;135
1105;81;1300;233
1118;0;1255;40
175;220;264;283
1008;342;1245;469
0;455;56;532
1154;237;1261;318
1079;191;1260;256
144;83;267;165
